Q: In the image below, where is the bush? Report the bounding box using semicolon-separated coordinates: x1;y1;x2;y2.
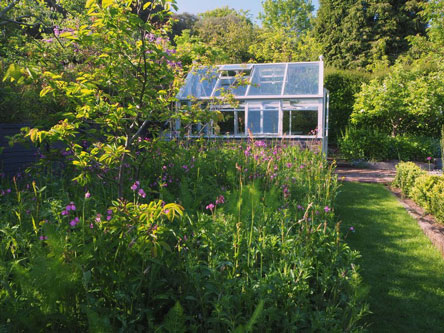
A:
393;162;444;223
339;127;440;161
324;68;370;143
392;162;426;196
351;61;444;138
338;127;391;161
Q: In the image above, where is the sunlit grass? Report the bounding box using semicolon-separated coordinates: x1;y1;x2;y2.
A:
336;182;444;332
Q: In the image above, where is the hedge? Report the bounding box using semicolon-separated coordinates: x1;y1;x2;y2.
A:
393;162;444;222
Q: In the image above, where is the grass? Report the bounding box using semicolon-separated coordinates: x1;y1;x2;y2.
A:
336;182;444;332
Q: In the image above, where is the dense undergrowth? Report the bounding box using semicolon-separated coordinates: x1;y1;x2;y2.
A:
0;140;368;331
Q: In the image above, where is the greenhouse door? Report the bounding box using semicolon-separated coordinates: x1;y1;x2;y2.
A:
246;101;280;136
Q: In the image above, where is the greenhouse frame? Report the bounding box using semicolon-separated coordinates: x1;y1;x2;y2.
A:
175;58;329;153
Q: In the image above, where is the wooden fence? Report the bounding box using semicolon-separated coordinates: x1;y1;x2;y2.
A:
0;123;37;174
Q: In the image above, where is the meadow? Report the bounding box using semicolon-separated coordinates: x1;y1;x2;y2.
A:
0;140;368;331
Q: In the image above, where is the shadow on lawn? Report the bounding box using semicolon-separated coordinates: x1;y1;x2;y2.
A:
336;182;444;333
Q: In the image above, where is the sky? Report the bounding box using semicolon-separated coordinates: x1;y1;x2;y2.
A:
174;0;320;21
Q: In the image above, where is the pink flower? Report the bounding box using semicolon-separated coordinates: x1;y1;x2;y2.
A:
215;195;225;205
70;220;77;227
106;215;112;221
324;206;331;213
206;203;215;211
66;202;76;211
427;156;432;161
39;235;48;240
107;209;113;215
90;223;94;229
350;226;355;232
85;191;91;198
61;210;68;216
164;209;170;214
138;188;146;198
95;214;102;223
131;183;138;191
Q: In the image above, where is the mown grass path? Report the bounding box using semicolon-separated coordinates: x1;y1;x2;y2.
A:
336;182;444;332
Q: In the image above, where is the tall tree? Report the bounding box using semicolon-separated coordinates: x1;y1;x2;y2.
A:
259;0;314;36
314;0;428;69
194;7;255;63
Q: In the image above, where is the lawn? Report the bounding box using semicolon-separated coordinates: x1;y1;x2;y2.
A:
336;182;444;332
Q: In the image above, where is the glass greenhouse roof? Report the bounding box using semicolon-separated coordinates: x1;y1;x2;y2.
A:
177;62;322;100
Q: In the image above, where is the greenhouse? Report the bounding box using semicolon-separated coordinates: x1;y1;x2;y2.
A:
175;59;329;153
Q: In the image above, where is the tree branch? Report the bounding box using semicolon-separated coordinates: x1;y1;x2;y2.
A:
0;0;21;20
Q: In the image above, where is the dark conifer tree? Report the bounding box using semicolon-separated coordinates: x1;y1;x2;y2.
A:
314;0;428;69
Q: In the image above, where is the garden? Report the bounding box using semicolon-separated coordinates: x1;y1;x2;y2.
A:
1;0;444;331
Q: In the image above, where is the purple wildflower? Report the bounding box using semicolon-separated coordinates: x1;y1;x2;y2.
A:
138;188;146;198
106;215;112;221
61;210;68;216
85;191;91;199
131;183;138;191
324;206;331;213
206;203;215;211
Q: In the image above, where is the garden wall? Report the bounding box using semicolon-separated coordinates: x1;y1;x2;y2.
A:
0;123;37;174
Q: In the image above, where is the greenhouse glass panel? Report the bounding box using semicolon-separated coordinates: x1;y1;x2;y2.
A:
283;110;318;135
248;65;286;96
214;111;235;135
263;111;279;133
247;110;261;134
284;63;319;95
237;111;245;135
177;68;218;99
213;78;248;97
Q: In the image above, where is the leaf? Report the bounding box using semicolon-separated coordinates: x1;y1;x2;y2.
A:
102;0;113;8
85;0;95;8
142;2;152;10
161;301;186;333
40;86;53;97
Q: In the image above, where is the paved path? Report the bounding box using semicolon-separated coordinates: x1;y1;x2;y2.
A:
335;167;396;184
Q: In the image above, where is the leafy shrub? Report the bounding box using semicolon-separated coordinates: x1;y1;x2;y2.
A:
324;68;370;143
392;162;426;196
411;175;442;212
393;162;444;223
351;61;444;138
339;127;440;161
338;127;391;161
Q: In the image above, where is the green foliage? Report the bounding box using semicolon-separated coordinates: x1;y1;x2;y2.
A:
175;30;229;67
392;162;426;196
259;0;314;36
193;7;255;63
314;0;427;69
0;141;368;331
393;162;444;222
339;127;440;161
4;0;183;196
324;68;370;142
351;61;444;138
338;127;391;161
